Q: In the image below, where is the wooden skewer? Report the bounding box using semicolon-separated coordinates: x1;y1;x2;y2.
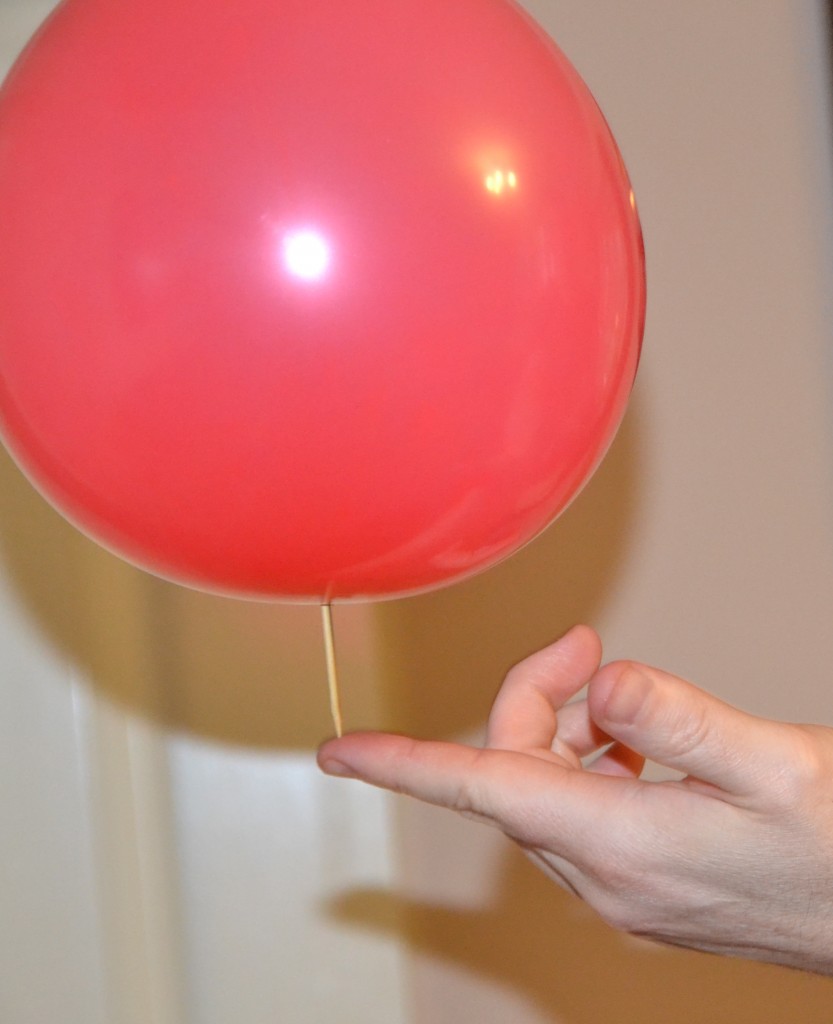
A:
321;602;343;738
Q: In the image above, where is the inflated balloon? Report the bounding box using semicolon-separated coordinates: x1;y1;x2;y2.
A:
0;0;644;601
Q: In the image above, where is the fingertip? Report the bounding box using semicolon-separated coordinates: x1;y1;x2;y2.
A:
562;623;603;660
316;730;377;777
588;661;653;728
317;731;433;790
317;737;351;777
318;757;357;778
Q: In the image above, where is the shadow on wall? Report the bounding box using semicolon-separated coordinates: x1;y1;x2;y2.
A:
5;388;833;1021
374;393;646;740
0;439;350;747
0;389;647;752
330;840;833;1024
0;390;646;749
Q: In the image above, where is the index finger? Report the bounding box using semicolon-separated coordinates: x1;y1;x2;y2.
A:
318;730;624;854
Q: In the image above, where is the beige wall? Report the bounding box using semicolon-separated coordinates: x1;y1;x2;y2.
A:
375;1;833;1020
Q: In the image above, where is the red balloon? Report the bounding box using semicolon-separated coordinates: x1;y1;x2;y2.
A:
0;0;644;601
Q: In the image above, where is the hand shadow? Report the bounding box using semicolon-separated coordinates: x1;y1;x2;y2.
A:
328;833;833;1024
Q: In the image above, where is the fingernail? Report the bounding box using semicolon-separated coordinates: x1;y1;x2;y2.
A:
319;758;358;779
603;667;653;725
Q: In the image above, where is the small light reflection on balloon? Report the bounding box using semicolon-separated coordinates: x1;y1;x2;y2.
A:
282;229;331;281
485;169;518;195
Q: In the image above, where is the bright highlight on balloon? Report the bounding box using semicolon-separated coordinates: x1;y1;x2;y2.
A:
485;169;518;194
282;229;331;281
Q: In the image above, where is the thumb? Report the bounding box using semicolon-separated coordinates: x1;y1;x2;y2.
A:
588;661;789;795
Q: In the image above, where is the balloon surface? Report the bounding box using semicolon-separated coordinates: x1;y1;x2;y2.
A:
0;0;645;601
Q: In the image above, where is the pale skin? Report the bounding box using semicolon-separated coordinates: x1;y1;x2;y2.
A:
318;625;833;976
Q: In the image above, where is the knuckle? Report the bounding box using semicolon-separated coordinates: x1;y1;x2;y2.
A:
449;749;495;821
766;726;826;810
451;774;480;816
501;659;529;692
667;699;712;760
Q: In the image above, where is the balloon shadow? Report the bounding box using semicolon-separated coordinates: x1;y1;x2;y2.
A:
327;837;833;1024
374;393;647;739
0;444;379;749
0;390;645;750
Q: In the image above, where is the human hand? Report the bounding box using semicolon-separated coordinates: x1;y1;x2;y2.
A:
318;626;833;975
